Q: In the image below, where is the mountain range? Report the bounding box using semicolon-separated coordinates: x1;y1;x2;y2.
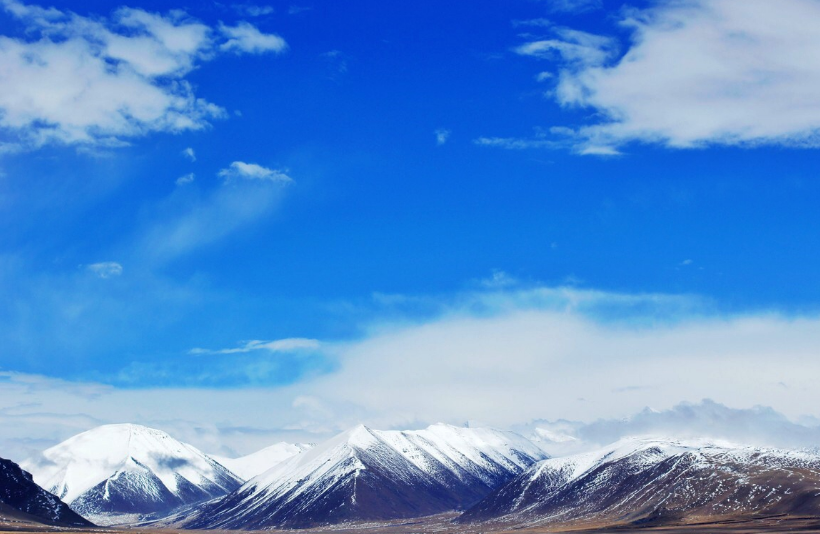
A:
460;437;820;528
12;422;820;531
180;423;548;529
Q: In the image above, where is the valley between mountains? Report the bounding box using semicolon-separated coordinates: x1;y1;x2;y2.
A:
4;422;820;533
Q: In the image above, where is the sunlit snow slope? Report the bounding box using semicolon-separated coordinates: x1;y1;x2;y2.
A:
183;423;547;529
22;424;241;524
212;443;312;481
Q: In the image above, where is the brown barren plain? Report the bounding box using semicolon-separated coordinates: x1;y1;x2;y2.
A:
5;513;820;534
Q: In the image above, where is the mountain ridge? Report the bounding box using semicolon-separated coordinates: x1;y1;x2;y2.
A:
459;436;820;527
179;423;548;529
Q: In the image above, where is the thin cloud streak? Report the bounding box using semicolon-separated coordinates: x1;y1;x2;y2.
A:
190;338;322;355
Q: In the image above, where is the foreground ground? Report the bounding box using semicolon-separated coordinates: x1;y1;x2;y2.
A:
3;514;820;534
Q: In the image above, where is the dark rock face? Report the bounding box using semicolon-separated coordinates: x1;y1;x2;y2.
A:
460;440;820;527
0;457;93;527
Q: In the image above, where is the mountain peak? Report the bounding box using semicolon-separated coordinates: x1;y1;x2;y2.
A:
21;423;242;523
345;424;379;448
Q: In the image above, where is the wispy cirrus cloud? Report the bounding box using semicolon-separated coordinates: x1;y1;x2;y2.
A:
474;136;561;150
190;338;321;355
541;0;602;14
232;4;275;17
85;262;123;279
0;0;287;149
515;27;616;67
509;0;820;153
138;163;293;262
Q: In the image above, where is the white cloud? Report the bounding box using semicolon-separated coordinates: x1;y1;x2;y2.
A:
577;144;621;156
8;286;820;462
219;22;287;54
85;262;123;278
525;0;820;151
0;1;286;148
190;338;321;355
274;286;820;433
175;172;195;185
0;371;329;462
218;161;293;183
181;147;196;161
434;128;451;146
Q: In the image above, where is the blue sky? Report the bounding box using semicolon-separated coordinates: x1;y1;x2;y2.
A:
3;0;820;459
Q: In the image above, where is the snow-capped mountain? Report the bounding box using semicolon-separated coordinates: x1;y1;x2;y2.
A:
182;423;547;529
0;457;92;527
460;436;820;527
212;442;312;481
21;423;242;525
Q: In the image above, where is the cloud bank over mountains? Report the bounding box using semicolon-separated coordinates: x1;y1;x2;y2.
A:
516;400;820;457
3;283;820;463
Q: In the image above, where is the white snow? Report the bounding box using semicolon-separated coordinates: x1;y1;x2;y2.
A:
21;423;235;504
524;435;820;493
221;422;547;519
212;442;311;481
